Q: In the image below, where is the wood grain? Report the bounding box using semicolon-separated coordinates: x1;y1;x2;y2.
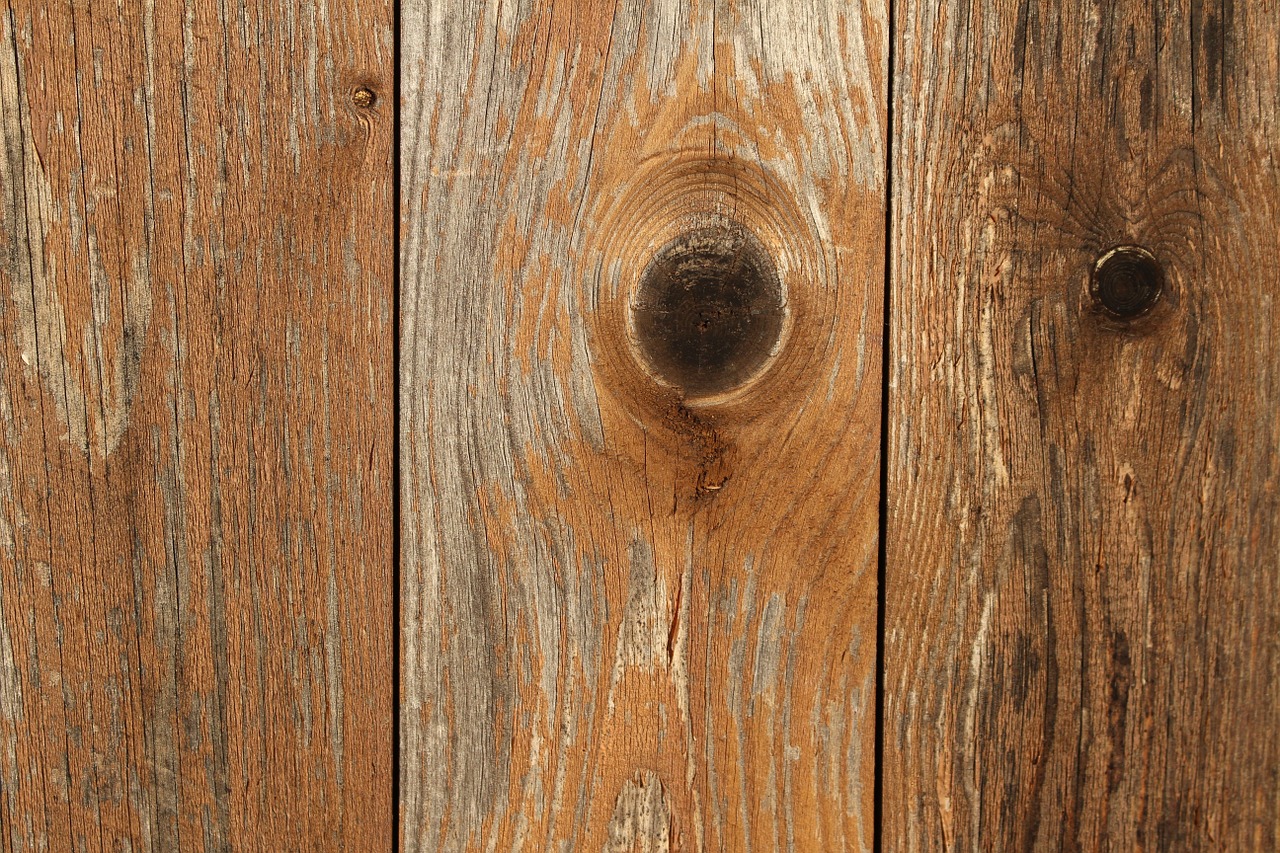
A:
885;0;1280;849
400;0;886;849
0;1;393;849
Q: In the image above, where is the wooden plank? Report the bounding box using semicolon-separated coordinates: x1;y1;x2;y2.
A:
401;0;886;849
0;1;394;849
886;0;1280;849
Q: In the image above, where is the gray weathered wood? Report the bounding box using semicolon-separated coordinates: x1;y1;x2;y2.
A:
400;0;887;848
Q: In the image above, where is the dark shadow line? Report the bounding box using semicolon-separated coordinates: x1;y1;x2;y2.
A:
391;0;403;848
874;1;896;850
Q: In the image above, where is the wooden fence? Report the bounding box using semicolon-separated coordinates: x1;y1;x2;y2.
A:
1;0;1276;849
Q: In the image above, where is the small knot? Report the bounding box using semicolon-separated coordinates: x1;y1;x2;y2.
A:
351;86;377;109
1091;245;1163;319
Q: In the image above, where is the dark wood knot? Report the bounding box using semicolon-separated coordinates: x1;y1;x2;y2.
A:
351;86;377;108
631;224;784;398
1091;245;1163;319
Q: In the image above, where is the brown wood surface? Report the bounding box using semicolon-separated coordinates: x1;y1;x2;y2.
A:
885;0;1280;849
400;0;887;849
0;2;394;850
5;0;1279;849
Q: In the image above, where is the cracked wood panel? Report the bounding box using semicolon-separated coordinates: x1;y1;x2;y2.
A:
401;0;886;850
0;1;393;849
886;0;1280;849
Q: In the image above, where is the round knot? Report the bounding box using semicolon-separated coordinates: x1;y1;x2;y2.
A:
631;225;784;397
1091;245;1163;319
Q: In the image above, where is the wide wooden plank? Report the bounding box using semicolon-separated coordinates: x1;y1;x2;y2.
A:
0;2;393;849
401;0;886;849
886;0;1280;849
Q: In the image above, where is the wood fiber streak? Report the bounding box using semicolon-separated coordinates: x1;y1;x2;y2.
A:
886;0;1280;849
401;1;886;850
0;1;393;849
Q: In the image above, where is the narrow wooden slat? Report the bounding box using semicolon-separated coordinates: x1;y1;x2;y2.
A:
886;1;1280;849
401;0;886;849
0;2;393;849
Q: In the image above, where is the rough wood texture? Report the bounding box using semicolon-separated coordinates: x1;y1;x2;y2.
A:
886;0;1280;849
0;2;393;849
401;0;886;849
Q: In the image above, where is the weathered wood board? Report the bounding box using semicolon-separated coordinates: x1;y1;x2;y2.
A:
0;2;394;849
400;0;887;849
5;0;1279;848
885;0;1280;849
